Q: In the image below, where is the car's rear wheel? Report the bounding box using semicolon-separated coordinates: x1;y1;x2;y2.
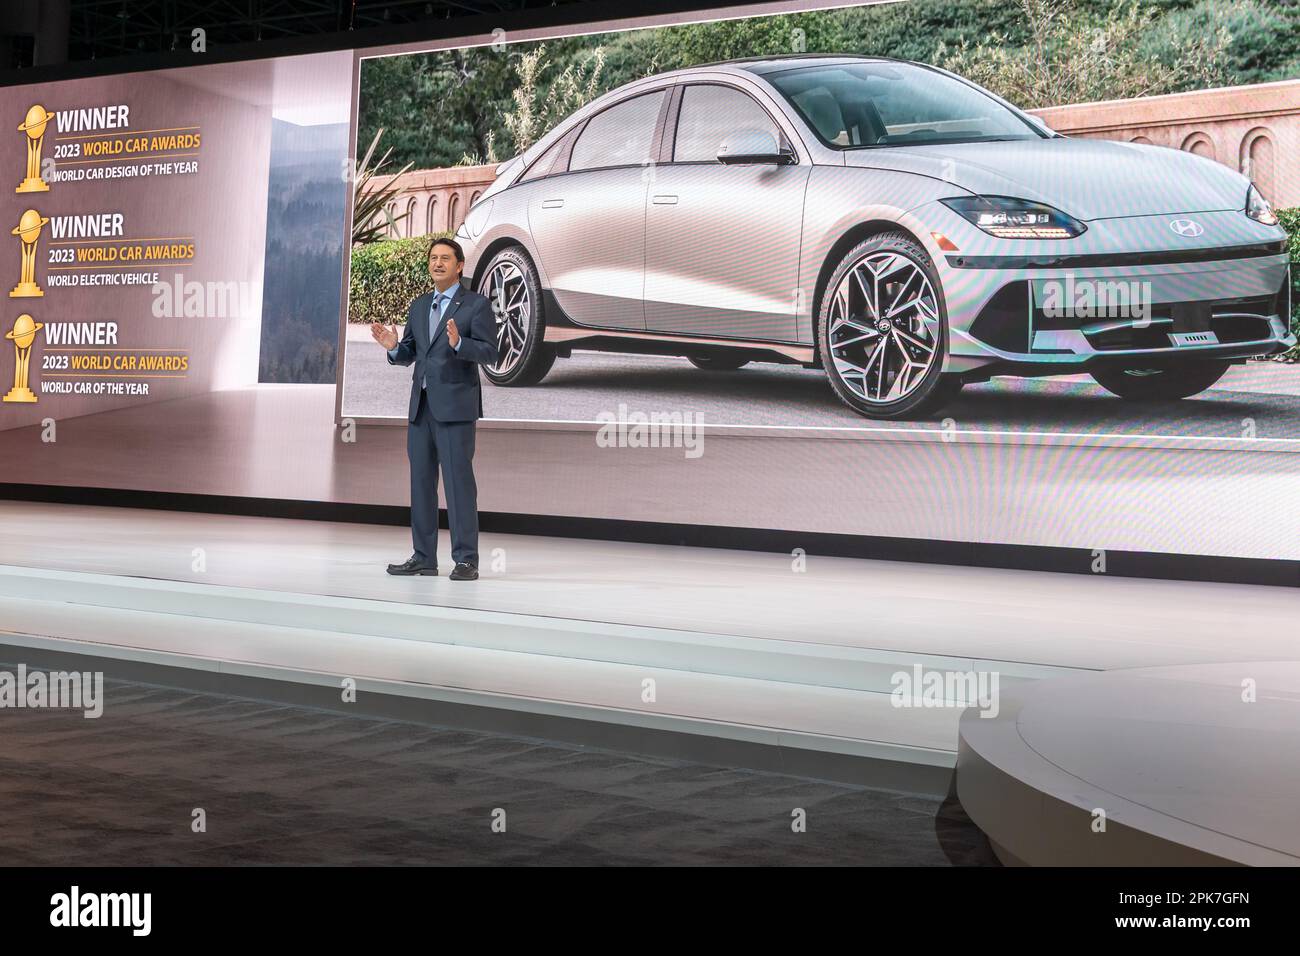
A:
817;232;960;420
1090;361;1230;401
476;246;556;387
687;354;749;371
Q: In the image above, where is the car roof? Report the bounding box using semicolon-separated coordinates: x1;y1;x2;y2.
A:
615;54;922;87
710;54;919;75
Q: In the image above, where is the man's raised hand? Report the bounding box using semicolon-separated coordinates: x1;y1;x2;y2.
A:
371;322;399;350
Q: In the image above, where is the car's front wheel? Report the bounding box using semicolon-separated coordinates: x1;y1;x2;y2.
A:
1090;361;1231;401
817;232;960;420
476;245;556;387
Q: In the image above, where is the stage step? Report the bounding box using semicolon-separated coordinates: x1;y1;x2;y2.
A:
0;564;1084;782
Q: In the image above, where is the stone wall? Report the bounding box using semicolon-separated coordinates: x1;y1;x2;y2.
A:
368;163;496;238
1030;79;1299;209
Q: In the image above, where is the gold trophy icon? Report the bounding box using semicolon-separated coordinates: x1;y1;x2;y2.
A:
4;313;44;403
10;208;49;297
17;105;56;193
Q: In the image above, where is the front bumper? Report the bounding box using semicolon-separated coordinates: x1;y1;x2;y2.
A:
915;204;1294;375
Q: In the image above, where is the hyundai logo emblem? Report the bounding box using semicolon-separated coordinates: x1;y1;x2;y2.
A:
1169;218;1204;238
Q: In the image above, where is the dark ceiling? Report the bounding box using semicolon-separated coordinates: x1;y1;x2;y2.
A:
1;0;612;72
67;1;548;58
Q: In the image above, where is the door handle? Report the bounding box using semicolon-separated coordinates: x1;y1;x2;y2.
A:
541;198;564;208
651;195;679;205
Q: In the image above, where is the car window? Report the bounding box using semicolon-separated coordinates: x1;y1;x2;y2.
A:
766;62;1040;148
674;85;780;162
519;135;566;183
569;91;665;172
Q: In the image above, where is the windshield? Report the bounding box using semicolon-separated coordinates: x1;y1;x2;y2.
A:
763;62;1043;149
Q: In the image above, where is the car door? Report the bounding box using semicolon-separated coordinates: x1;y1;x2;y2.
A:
525;89;667;330
644;82;810;341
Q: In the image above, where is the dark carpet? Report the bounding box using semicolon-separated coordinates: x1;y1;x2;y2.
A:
0;672;997;866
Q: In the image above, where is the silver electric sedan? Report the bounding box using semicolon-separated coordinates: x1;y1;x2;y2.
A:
456;55;1294;419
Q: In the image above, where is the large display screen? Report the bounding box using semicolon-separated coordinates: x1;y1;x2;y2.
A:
1;0;1297;563
340;1;1298;443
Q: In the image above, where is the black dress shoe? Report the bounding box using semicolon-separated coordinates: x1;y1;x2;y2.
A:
386;554;438;576
449;562;479;581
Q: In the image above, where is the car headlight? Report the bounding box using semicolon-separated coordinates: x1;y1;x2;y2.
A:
1245;184;1278;226
940;196;1086;239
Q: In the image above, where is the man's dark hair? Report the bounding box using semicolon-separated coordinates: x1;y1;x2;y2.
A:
429;236;465;263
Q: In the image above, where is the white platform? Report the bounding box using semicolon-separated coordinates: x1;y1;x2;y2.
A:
2;501;1298;793
958;662;1300;865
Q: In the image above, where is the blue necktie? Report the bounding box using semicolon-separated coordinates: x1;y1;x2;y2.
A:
423;291;451;392
429;290;449;343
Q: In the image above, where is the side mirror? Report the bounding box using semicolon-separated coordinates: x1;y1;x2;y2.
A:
717;129;794;165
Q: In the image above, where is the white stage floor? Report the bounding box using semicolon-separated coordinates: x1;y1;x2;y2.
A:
4;502;1298;671
2;501;1298;793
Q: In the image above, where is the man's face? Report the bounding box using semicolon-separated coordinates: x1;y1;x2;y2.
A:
429;244;462;285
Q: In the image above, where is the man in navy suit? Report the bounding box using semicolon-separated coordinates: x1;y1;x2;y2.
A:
370;237;499;581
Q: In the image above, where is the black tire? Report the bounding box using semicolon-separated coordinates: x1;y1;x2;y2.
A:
817;231;960;420
1090;361;1230;401
687;354;749;371
475;245;556;387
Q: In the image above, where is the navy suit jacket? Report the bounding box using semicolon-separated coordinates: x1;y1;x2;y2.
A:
387;282;500;422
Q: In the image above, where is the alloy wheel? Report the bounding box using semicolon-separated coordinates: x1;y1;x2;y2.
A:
484;259;530;375
827;251;942;405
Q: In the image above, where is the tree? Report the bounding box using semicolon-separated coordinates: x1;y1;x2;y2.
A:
356;0;1282;169
939;0;1232;108
500;44;609;154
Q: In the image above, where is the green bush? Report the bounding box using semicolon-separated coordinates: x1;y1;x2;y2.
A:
348;233;451;324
